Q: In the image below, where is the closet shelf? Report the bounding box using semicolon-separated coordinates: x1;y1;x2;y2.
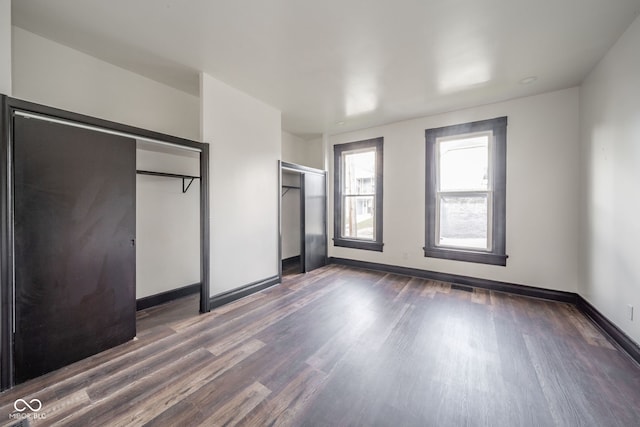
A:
136;170;200;193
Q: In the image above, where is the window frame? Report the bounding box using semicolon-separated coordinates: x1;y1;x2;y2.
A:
333;137;384;252
424;117;507;266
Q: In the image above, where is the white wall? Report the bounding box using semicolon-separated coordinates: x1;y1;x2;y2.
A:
282;131;306;166
136;143;200;298
201;72;281;297
12;27;199;140
328;88;581;293
282;171;301;260
282;131;324;170
0;0;10;95
305;136;325;170
580;16;640;345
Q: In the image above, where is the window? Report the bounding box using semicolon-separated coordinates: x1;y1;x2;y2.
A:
425;117;507;265
334;137;383;251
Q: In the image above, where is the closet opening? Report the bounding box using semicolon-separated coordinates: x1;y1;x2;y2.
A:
279;161;327;278
0;96;210;390
281;169;303;276
135;140;202;332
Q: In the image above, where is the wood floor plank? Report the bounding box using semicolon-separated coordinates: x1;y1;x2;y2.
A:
492;305;555;426
141;400;205;427
525;333;604;426
51;328;213;401
209;291;268;316
393;277;424;303
2;265;640;426
241;365;327;426
136;294;200;331
207;279;343;356
202;381;271;427
471;287;489;305
86;332;217;400
0;325;176;407
379;273;411;296
111;339;266;427
564;304;616;349
285;264;341;291
150;364;260;423
182;271;341;341
58;349;215;427
417;295;507;426
305;310;376;374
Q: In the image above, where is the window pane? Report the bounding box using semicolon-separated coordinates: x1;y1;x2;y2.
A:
438;195;488;249
343;196;375;240
343;150;375;195
439;135;488;191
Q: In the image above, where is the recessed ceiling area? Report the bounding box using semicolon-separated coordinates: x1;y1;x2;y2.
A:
11;0;640;135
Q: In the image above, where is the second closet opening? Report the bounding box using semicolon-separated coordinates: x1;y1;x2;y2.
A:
280;161;327;278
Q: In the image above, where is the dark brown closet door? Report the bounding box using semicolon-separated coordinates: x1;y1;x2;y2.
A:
13;115;136;384
303;171;327;272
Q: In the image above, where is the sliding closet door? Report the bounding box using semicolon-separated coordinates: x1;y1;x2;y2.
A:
303;171;327;272
13;115;136;384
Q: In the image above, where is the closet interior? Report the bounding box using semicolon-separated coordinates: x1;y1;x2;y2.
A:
135;141;201;320
281;170;303;275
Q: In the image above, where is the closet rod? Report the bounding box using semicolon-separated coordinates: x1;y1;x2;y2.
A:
136;170;200;180
136;170;200;193
14;111;202;153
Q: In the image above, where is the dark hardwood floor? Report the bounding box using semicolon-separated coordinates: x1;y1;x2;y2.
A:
2;264;640;426
136;293;200;333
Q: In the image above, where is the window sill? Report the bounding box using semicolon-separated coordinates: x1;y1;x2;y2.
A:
423;247;507;266
334;238;383;252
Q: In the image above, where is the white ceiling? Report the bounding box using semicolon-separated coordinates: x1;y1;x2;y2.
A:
11;0;640;137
